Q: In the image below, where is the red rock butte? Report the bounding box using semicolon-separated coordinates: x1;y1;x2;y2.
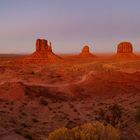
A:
23;39;63;64
117;42;133;54
113;42;137;59
79;45;95;57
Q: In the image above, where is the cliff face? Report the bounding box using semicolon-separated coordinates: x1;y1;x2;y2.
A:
36;39;52;52
117;42;133;54
113;42;137;59
23;39;62;64
79;45;95;57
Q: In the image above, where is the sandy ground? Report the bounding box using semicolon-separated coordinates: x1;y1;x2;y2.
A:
0;54;140;140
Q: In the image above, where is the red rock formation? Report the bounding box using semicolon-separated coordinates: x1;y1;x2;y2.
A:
113;42;137;59
23;39;62;64
79;45;95;57
117;42;133;54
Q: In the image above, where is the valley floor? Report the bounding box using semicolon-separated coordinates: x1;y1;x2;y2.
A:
0;54;140;140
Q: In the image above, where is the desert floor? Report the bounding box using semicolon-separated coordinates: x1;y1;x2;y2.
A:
0;54;140;140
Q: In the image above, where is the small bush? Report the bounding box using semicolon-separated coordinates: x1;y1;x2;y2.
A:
97;104;122;127
21;123;28;128
135;106;140;122
65;120;77;129
40;98;48;106
24;133;33;140
32;118;39;123
108;104;122;126
48;121;120;140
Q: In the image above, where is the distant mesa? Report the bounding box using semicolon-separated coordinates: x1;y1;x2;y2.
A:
79;45;95;57
113;41;137;59
117;42;133;54
23;39;63;64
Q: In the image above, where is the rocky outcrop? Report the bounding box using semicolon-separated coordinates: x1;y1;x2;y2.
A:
79;45;95;57
23;39;62;64
113;42;137;59
117;42;133;54
36;39;53;52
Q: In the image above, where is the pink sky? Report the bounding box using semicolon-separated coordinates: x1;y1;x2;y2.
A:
0;0;140;53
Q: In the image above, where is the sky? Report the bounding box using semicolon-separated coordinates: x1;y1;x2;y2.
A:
0;0;140;53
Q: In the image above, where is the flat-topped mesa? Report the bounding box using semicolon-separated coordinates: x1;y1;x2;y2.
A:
113;41;137;59
79;45;95;57
23;39;62;64
117;42;133;54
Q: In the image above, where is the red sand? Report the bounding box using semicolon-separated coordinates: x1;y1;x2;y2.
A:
0;54;140;139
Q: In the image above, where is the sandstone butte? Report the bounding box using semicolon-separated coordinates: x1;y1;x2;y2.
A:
113;41;137;59
22;39;63;64
79;45;95;57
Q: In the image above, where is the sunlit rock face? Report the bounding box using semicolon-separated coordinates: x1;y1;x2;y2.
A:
23;39;62;64
79;45;95;57
36;39;52;52
117;42;133;54
113;41;137;59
